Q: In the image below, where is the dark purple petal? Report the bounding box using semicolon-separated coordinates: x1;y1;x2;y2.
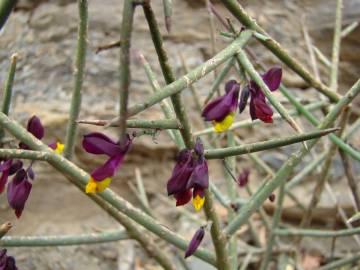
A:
82;132;125;156
202;81;240;122
5;256;18;270
249;97;257;121
238;86;250;113
0;170;9;194
193;186;205;199
27;166;35;180
167;153;194;196
0;160;12;172
27;115;44;140
91;154;125;181
176;149;192;163
7;169;32;218
194;137;204;157
175;189;192;206
184;226;205;258
237;169;250;187
8;160;23;176
253;96;273;123
187;160;209;190
262;67;282;91
225;79;240;93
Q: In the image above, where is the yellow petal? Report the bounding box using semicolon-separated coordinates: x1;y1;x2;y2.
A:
85;177;112;194
55;142;64;154
212;112;235;133
193;195;205;212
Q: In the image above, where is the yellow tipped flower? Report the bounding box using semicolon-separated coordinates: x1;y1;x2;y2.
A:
54;142;64;154
85;176;112;194
193;194;205;212
213;112;235;133
49;141;65;154
202;80;240;133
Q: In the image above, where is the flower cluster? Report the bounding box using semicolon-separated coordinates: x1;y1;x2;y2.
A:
82;132;132;193
202;67;282;131
167;137;208;211
0;116;64;218
0;249;18;270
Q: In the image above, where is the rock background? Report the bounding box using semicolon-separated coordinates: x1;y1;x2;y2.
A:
0;0;359;269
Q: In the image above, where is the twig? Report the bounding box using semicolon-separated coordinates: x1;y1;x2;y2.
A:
118;0;136;143
275;226;360;238
206;0;219;88
0;0;18;30
142;2;231;268
341;21;359;38
1;229;129;246
106;30;252;124
137;52;184;147
204;128;338;159
95;40;121;54
64;0;88;159
313;46;332;68
0;53;17;141
77;118;180;130
259;182;285;270
134;167;151;212
0;222;12;239
224;78;360;236
162;0;172;33
224;132;238;268
318;253;360;270
330;0;343;91
280;85;360;161
0;113;217;266
219;0;340;102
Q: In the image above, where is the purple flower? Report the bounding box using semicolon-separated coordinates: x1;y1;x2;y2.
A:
185;226;205;258
240;67;282;123
7;169;32;218
167;138;209;211
237;169;250;188
82;132;132;193
0;160;23;194
202;80;240;132
0;249;18;270
19;115;44;149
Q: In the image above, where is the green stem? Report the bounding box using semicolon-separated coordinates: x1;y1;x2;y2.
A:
225;132;238;269
224;78;360;236
259;182;285;270
78;118;180;130
204;128;338;159
137;52;184;147
0;222;12;239
1;230;129;247
330;0;343;91
142;2;230;268
341;21;359;38
318;254;360;270
0;113;217;266
0;0;18;30
63;0;88;159
276;226;360;238
219;0;340;102
162;0;172;32
280;85;360;161
118;0;135;142
108;30;252;121
0;53;17;141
